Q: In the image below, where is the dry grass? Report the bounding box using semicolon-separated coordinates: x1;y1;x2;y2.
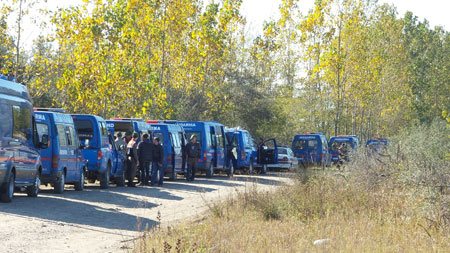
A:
135;173;450;252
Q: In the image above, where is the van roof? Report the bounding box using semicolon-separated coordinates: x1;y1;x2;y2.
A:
36;111;74;124
0;78;31;101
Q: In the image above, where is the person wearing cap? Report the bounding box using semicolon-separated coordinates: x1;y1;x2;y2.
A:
115;132;126;155
151;136;164;186
126;132;139;187
185;135;201;181
137;133;153;186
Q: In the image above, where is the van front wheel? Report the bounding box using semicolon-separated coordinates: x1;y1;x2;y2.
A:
27;173;40;197
0;172;14;202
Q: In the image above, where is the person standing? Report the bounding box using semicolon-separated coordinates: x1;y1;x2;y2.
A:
137;133;153;186
126;132;139;187
185;135;200;181
151;137;164;186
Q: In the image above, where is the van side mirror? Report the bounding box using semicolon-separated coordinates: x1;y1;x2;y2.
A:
40;134;49;149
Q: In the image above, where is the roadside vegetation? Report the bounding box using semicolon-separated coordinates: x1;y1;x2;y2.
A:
138;120;450;252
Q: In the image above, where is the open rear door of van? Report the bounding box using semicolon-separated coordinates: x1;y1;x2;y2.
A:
262;139;278;165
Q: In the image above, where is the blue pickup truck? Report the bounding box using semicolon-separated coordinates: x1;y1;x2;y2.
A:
0;77;46;202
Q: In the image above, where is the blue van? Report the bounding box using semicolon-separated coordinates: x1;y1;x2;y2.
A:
72;115;125;188
328;135;360;163
35;110;87;193
106;119;152;141
146;122;186;180
365;139;389;155
225;128;279;174
292;133;330;167
225;128;255;173
178;121;231;177
0;78;46;202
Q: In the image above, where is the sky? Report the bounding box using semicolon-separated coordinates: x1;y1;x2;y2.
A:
7;0;450;51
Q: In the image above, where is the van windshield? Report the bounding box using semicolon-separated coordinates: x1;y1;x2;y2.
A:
186;131;201;143
73;119;94;141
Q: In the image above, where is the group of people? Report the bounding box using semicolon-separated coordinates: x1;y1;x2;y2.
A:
115;132;164;187
113;132;202;186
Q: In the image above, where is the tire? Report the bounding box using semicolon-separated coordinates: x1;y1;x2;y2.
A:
27;173;40;197
54;172;65;194
74;169;85;191
169;167;177;181
206;162;214;178
227;162;234;178
248;160;254;174
0;172;14;203
116;168;125;187
100;164;110;189
261;164;267;175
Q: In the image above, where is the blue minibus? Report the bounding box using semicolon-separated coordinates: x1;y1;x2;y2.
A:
328;135;360;163
225;128;279;174
177;121;231;177
35;110;87;193
0;77;46;202
146;122;186;180
292;133;330;167
72;115;125;188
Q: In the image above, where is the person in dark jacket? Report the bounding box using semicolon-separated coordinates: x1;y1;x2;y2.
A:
151;137;164;186
137;133;153;186
126;132;139;187
185;135;201;181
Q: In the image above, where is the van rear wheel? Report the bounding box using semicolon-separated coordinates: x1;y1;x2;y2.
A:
100;165;110;189
74;170;85;191
206;162;214;178
0;172;14;202
248;160;254;174
169;167;177;181
54;173;65;194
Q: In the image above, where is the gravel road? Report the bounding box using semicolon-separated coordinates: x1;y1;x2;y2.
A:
0;173;292;253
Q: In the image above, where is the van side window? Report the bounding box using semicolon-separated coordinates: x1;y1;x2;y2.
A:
68;126;77;147
154;132;164;145
0;103;12;137
56;125;68;146
215;126;223;148
36;123;49;142
308;140;318;150
12;106;31;141
100;122;107;136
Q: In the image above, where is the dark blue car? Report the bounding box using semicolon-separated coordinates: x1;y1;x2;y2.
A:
0;77;46;202
72;115;125;188
35;110;87;193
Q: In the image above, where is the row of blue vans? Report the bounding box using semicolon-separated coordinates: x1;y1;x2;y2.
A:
0;75;280;202
291;132;388;167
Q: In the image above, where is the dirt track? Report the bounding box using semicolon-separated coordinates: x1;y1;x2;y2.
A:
0;173;292;253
